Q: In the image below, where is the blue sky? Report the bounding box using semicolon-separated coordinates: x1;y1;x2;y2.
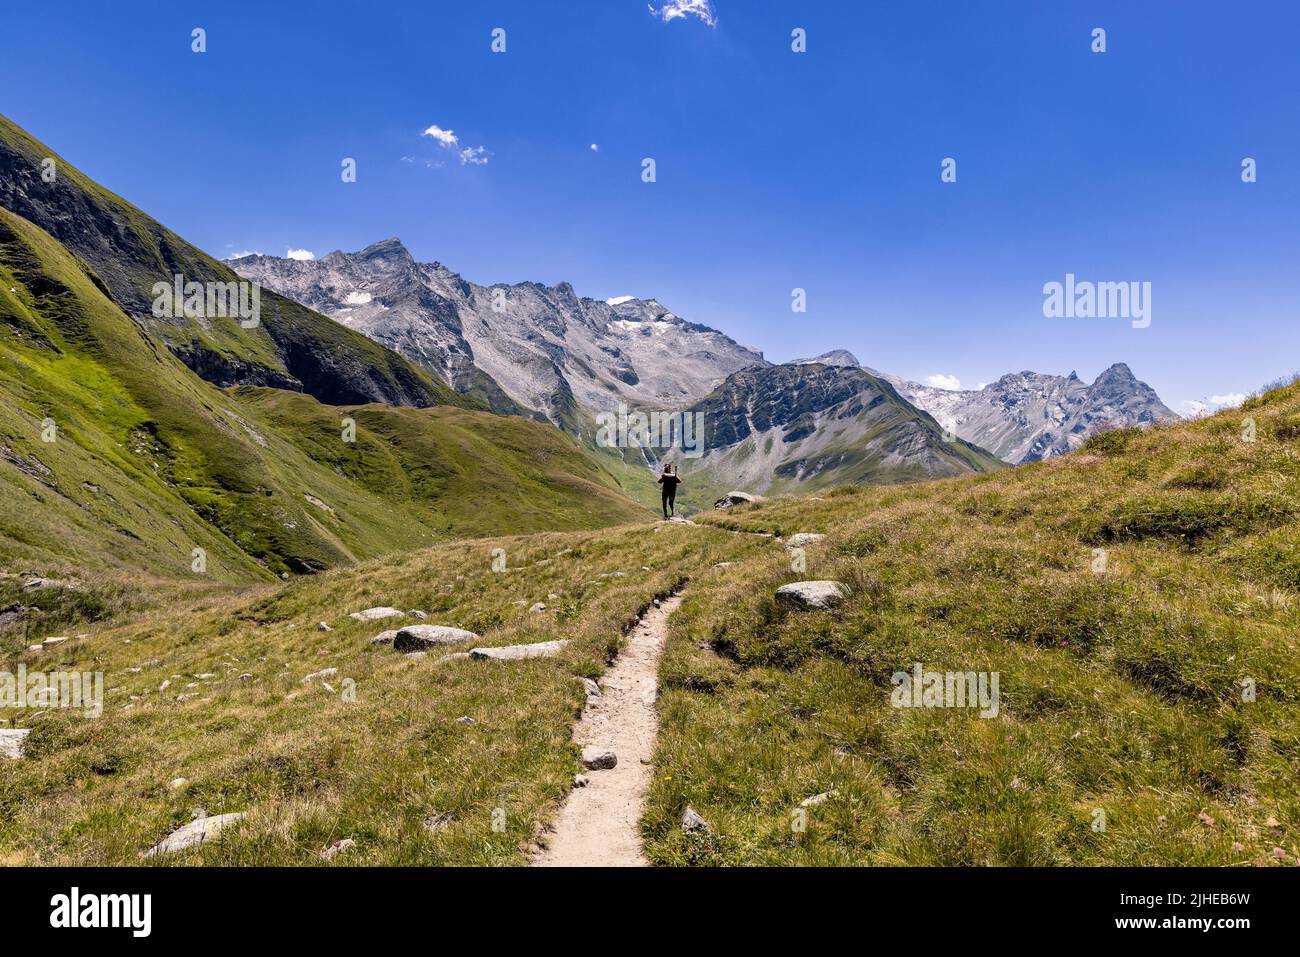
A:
3;0;1298;412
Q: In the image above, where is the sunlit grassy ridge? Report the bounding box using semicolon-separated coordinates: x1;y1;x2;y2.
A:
0;206;649;584
645;381;1300;865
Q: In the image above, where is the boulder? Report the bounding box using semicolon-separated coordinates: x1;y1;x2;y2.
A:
143;812;246;857
393;625;479;652
775;581;847;610
0;729;30;760
784;533;825;550
469;640;569;661
349;607;404;622
528;602;547;613
682;806;710;833
303;667;338;683
713;491;761;509
369;630;399;646
581;746;617;770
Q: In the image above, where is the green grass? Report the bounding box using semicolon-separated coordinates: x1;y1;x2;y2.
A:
0;207;650;585
3;377;1298;867
0;522;763;865
644;381;1300;866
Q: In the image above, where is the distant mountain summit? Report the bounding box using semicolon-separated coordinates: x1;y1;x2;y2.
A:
865;362;1177;464
233;242;765;433
670;362;1003;500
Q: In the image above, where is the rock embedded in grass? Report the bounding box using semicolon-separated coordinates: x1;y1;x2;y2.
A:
143;812;246;857
784;533;825;550
581;746;617;770
713;491;761;509
393;625;480;652
775;581;846;610
369;630;399;645
303;667;338;683
349;606;404;622
469;640;570;661
682;806;710;832
528;602;547;613
321;838;356;861
0;729;30;760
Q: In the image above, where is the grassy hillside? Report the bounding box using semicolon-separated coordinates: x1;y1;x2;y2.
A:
0;523;763;865
0;114;459;409
0;207;649;586
646;380;1300;865
3;379;1295;866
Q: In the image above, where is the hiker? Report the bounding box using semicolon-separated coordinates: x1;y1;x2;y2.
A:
657;463;682;518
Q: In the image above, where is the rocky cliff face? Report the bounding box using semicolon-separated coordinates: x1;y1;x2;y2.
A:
664;363;1003;497
795;350;1177;464
233;240;766;433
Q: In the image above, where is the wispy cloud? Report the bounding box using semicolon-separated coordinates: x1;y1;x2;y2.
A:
224;250;262;260
421;122;492;165
1180;392;1248;417
925;373;962;391
286;248;315;261
648;0;717;27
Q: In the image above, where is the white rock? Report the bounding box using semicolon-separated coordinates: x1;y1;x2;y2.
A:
775;581;847;610
528;602;547;613
369;630;399;645
168;777;188;791
682;806;710;832
303;667;338;683
469;640;569;661
784;533;825;550
321;838;356;861
0;729;31;760
579;677;602;699
349;607;404;622
573;774;590;788
581;746;617;770
800;790;837;807
393;625;480;652
408;610;428;619
143;812;246;857
318;622;332;632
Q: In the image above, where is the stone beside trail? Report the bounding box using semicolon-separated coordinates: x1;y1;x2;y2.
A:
393;625;479;652
713;491;763;509
775;581;847;610
470;640;569;661
143;812;246;857
784;532;825;549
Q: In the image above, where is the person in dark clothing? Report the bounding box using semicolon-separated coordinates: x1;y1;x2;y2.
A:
657;463;682;518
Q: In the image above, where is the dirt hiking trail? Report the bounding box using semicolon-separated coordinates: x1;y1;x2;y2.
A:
532;592;684;867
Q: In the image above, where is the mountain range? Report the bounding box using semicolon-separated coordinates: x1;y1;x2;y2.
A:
795;350;1178;465
235;245;1177;500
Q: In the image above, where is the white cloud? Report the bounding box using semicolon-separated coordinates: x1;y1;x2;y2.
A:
421;124;459;148
925;373;962;391
286;248;315;261
1180;392;1248;418
590;143;599;152
224;250;261;260
1210;392;1248;407
421;122;490;166
648;0;717;26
